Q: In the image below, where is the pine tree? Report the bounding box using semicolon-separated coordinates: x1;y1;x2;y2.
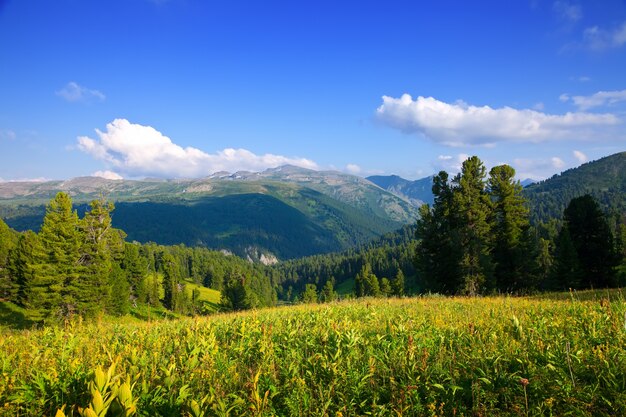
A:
107;263;130;316
121;243;147;304
7;231;39;308
415;171;462;294
0;218;18;300
77;199;122;317
354;263;380;297
563;195;619;288
33;192;82;321
380;277;392;297
548;227;582;290
391;269;405;296
488;164;530;291
300;283;318;303
454;157;493;294
319;278;338;302
220;273;253;311
162;253;180;311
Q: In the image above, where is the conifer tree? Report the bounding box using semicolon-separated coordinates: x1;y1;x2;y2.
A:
107;263;130;315
563;195;619;288
548;227;582;290
77;199;123;317
454;157;493;294
300;283;318;303
488;164;530;291
162;253;180;311
8;231;39;308
33;192;82;321
0;218;18;300
121;242;147;304
391;269;405;296
319;278;338;302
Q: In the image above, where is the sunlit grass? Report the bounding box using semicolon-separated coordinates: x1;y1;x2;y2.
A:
1;293;625;416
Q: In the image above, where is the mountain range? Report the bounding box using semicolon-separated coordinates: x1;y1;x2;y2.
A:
0;166;418;261
0;152;624;261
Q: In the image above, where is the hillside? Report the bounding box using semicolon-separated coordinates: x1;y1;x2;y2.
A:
523;151;626;223
366;174;434;206
0;167;418;260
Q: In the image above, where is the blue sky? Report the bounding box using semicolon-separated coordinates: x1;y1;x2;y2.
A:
0;0;625;181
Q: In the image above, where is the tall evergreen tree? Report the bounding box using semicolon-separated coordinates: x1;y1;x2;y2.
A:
7;231;39;308
415;171;462;294
77;199;123;317
0;218;18;300
391;269;405;296
548;226;582;290
33;192;82;321
354;263;380;297
488;164;530;291
563;195;619;288
107;263;130;316
121;242;148;304
453;157;493;294
162;253;180;311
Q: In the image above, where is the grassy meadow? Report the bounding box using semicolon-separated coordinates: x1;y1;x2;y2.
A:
1;291;625;416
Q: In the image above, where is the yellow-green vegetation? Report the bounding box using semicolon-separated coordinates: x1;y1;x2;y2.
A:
1;292;626;416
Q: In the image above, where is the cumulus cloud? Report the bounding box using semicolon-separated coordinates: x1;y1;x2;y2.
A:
92;170;123;180
77;119;318;178
376;94;620;146
56;82;105;103
345;164;361;174
573;150;588;163
581;21;626;50
512;156;567;180
560;89;626;110
553;1;582;23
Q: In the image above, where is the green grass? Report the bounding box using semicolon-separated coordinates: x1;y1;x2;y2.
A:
1;293;626;416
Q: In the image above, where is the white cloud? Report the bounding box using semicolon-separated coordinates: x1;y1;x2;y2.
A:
553;1;582;23
376;94;620;146
581;21;626;50
77;119;318;178
560;89;626;110
533;102;545;111
433;153;469;173
56;82;105;103
345;164;361;174
512;156;567;180
573;150;588;163
92;170;123;180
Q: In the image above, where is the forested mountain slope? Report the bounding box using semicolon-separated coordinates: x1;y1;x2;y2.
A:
523;151;626;223
0;167;418;260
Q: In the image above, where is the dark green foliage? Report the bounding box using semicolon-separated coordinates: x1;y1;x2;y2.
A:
454;157;493;294
560;195;619;288
415;171;462;294
524;151;626;224
7;231;39;308
488;164;532;291
0;217;18;299
220;274;254;311
107;263;130;316
300;283;318;303
319;278;338;302
548;227;582;290
354;263;380;297
121;243;148;303
32;192;82;321
415;158;543;295
391;269;405;296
